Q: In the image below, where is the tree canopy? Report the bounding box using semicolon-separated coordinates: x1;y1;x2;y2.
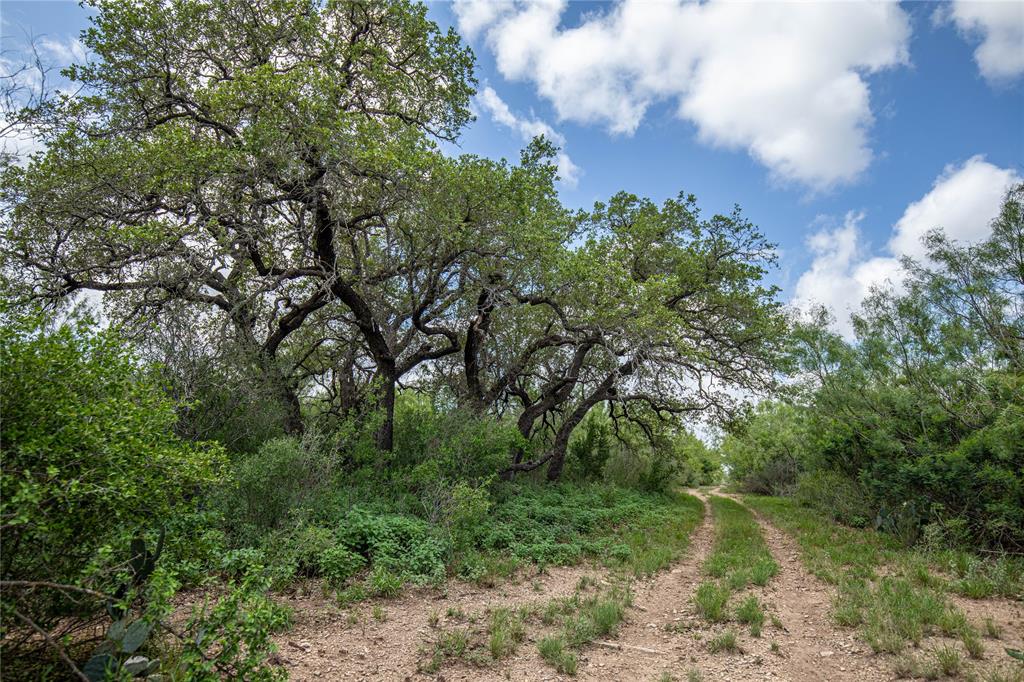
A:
1;0;782;473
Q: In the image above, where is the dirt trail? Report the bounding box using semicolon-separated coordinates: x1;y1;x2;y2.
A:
570;490;890;681
273;491;1023;681
574;489;717;680
715;491;891;681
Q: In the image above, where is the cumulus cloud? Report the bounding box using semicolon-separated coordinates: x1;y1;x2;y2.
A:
476;85;581;187
792;212;901;338
793;156;1021;337
454;0;910;190
945;0;1024;82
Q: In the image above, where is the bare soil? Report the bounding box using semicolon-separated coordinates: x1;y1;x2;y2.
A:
269;491;1024;681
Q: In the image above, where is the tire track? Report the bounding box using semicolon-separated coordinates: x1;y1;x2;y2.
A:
575;490;716;680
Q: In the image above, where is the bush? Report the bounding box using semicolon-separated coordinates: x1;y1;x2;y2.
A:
320;546;366;585
741;456;800;496
171;572;290;681
223;437;334;535
338;509;448;583
0;311;225;637
566;409;614;481
392;395;518;482
794;469;873;528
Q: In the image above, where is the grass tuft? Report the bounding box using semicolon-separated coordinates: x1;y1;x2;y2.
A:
538;636;577;675
707;628;741;654
693;581;731;623
735;595;765;637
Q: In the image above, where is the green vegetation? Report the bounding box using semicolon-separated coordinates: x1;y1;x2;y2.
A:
745;495;1005;666
1;0;1019;679
707;629;741;654
538;636;578;675
487;607;528;659
722;187;1024;557
735;596;766;637
693;496;778;639
693;582;732;623
704;497;778;589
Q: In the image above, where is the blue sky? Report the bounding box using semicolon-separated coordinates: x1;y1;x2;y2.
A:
3;0;1022;336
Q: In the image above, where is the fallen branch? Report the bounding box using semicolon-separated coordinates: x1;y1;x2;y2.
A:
10;608;90;682
592;640;667;656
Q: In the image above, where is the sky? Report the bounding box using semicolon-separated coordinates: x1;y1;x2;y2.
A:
2;0;1022;337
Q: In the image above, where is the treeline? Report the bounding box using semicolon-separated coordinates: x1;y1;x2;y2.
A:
722;186;1024;552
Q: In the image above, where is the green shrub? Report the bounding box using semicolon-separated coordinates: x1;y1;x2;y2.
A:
693;582;731;622
368;565;405;597
538;636;577;674
224;437;332;534
339;509;447;583
794;469;873;528
0;311;225;644
320;546;366;585
171;572;290;681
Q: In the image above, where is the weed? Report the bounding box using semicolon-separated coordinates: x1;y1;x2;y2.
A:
735;596;765;637
336;582;368;606
693;582;731;622
707;629;740;654
938;606;972;637
963;631;985;660
372;605;386;622
893;655;917;678
687;670;704;682
488;608;526;659
984;617;1003;639
934;645;962;677
427;610;439;628
422;628;471;673
538;636;577;675
769;641;781;656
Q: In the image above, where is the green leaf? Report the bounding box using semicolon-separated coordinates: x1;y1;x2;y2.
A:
121;619;151;654
82;653;116;682
107;617;127;643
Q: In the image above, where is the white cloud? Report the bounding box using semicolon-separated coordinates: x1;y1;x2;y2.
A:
793;156;1021;337
476;85;581;187
38;37;87;65
888;155;1020;261
454;0;910;190
946;1;1024;82
793;212;901;338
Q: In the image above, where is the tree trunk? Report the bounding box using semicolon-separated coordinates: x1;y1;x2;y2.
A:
545;357;637;481
280;383;305;436
545;400;591;481
375;367;396;452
